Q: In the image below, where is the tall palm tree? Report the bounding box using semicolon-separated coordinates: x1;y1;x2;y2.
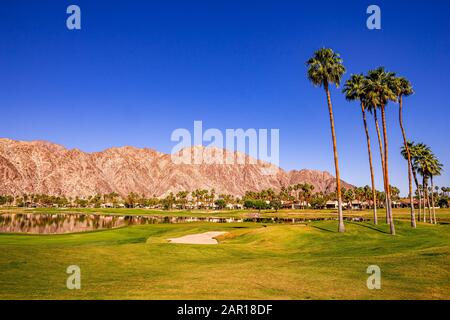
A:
367;67;397;235
429;155;443;224
416;143;433;222
415;143;435;223
402;141;422;221
394;76;416;227
307;48;346;232
343;74;378;224
365;81;389;222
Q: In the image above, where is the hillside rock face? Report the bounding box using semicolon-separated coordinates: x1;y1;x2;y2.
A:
0;139;353;197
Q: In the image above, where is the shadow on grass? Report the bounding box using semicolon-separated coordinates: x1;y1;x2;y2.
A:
311;222;390;235
345;221;390;234
311;225;336;233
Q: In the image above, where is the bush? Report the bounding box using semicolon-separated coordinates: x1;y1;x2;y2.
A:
270;199;282;211
438;197;449;208
215;199;226;209
244;200;254;209
310;197;327;209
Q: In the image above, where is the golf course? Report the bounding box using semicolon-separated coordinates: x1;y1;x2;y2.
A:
0;208;449;300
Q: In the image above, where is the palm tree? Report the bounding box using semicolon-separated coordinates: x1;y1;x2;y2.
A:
366;67;397;235
429;155;443;224
412;143;431;222
176;191;189;209
343;74;378;224
402;141;422;221
209;188;216;209
343;188;355;211
394;76;416;227
363;185;374;208
191;189;200;209
415;143;435;223
365;80;388;222
307;48;346;232
302;184;314;207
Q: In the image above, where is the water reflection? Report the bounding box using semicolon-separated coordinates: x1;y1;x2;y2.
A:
0;213;365;234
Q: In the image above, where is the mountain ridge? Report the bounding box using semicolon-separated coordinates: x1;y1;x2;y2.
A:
0;138;353;197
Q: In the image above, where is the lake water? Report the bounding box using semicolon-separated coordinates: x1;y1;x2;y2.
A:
0;213;365;234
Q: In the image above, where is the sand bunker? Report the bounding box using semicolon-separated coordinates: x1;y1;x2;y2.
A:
167;231;227;244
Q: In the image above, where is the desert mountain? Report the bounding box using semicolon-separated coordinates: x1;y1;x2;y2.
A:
0;138;353;197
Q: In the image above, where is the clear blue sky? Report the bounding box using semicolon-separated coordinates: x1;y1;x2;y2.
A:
1;0;449;195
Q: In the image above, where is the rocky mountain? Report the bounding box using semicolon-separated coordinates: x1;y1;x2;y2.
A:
0;138;353;197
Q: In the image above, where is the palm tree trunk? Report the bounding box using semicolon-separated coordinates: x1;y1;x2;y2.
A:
373;109;390;224
361;103;377;224
412;170;422;222
431;175;437;224
423;178;432;223
398;96;416;228
422;178;427;222
381;105;395;235
325;83;345;233
418;189;422;222
427;188;433;223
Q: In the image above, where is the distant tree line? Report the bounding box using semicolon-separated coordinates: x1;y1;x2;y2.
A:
1;184;448;211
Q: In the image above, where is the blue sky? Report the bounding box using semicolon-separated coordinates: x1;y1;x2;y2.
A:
1;0;449;195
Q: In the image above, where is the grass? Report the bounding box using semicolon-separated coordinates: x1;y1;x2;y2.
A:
0;209;449;300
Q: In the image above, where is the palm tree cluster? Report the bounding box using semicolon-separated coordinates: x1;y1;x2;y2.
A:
279;183;316;207
307;47;444;234
402;142;443;224
241;184;315;211
0;193;70;208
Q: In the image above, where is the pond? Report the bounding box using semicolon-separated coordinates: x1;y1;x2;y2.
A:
0;213;366;234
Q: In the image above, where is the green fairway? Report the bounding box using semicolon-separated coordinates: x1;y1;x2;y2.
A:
0;211;449;300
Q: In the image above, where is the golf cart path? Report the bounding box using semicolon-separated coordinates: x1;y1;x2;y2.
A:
167;231;227;244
